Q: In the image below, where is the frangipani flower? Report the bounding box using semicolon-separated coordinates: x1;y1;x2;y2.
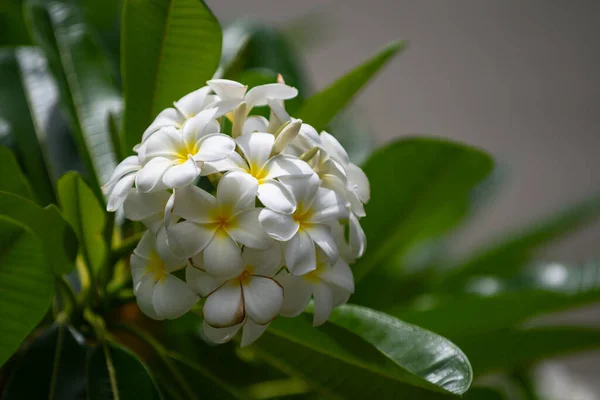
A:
131;231;198;320
187;245;283;346
259;174;348;275
104;155;142;211
278;249;355;326
123;189;173;233
167;171;271;278
136;108;235;191
206;132;313;214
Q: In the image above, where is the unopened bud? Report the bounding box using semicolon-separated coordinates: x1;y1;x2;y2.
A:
231;102;248;138
300;147;319;162
273;119;302;154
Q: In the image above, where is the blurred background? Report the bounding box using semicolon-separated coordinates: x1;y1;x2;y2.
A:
209;0;600;397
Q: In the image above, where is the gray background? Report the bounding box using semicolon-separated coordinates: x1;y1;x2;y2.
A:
209;0;600;396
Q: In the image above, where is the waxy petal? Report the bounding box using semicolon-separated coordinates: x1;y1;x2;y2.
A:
310;187;348;222
203;233;244;279
207;79;247;100
123;189;170;221
242;244;283;276
227;209;271;249
202;320;242;344
152;275;198;319
277;273;312;317
135;275;161;320
217;171;258;212
174;86;211;118
141;108;182;143
136;157;172;192
195;133;236;162
263;155;314;180
186;265;227;297
312;282;334;326
161;157;199;189
243;276;283;325
320;131;349;165
285;230;316;275
241;320;269;347
258;209;299;241
203;280;245;328
245;83;298;108
236;132;274;169
172;184;216;222
106;172;136;211
257;179;296;214
304;224;338;264
167;221;215;258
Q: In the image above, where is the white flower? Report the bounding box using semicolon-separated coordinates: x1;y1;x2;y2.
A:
123;189;173;233
205;132;313;214
187;245;283;346
278;249;354;326
207;79;298;117
130;230;198;320
139;86;216;144
104;155;142;211
136;108;235;191
167;171;271;278
259;174;348;275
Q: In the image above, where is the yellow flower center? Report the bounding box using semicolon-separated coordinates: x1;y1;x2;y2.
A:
249;162;268;183
174;141;199;163
292;202;313;228
145;253;167;282
209;205;237;235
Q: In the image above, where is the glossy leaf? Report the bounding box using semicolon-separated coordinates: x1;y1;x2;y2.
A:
0;217;53;367
87;342;162;400
121;0;221;151
0;146;34;200
464;388;505;400
297;41;406;132
455;327;600;376
2;324;88;399
0;48;56;205
253;310;471;397
441;195;600;288
24;0;121;199
353;137;494;282
393;260;600;339
58;172;106;275
0;191;78;274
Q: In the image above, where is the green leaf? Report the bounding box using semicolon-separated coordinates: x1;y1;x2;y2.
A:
0;191;78;275
121;0;222;152
464;388;506;400
441;195;600;288
0;146;34;200
0;48;58;205
392;260;600;340
0;2;33;46
57;172;107;276
455;327;600;376
87;342;162;400
0;217;53;367
2;324;88;399
297;41;405;132
252;309;471;398
353;137;494;282
24;0;121;200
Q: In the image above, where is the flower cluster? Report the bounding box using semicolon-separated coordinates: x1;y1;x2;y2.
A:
105;79;369;346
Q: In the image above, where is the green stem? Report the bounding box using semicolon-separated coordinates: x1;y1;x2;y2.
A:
116;324;198;400
55;275;76;319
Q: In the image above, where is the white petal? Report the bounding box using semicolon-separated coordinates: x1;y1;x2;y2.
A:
331;285;352;308
320;131;349;165
236;132;274;169
346;163;370;203
186;265;227;297
152;275;198;319
242;243;283;276
182;107;218;147
242;276;283;325
203;280;245;328
174;86;211;118
136;157;172;192
203;233;244;279
130;254;148;287
241;320;269;347
142;214;165;233
304;224;338;264
202;320;242;344
278;174;320;209
217;171;258;212
207;79;247;100
172;184;217;222
257;179;296;214
135;275;161;320
133;230;157;259
167;221;215;258
349;213;367;259
262;155;314;179
312;282;334;326
123;188;170;221
201;152;248;175
284;230;316;275
141;108;183;143
161;157;200;189
320;258;355;294
243;116;269;134
267;99;291;131
347;190;366;217
156;227;187;271
245;83;298;108
194;133;236;162
226;209;271;249
296;123;322;150
105;155;140;190
310;187;348;222
143;126;182;160
273;119;302;154
107;173;136;211
277;273;312;317
208;98;243;118
258;209;299;241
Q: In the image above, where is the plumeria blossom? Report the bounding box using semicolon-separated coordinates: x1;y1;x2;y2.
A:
206;131;313;214
278;249;355;326
130;231;198;320
187;245;283;346
167;171;271;278
136;108;235;191
106;78;370;345
259;174;348;275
